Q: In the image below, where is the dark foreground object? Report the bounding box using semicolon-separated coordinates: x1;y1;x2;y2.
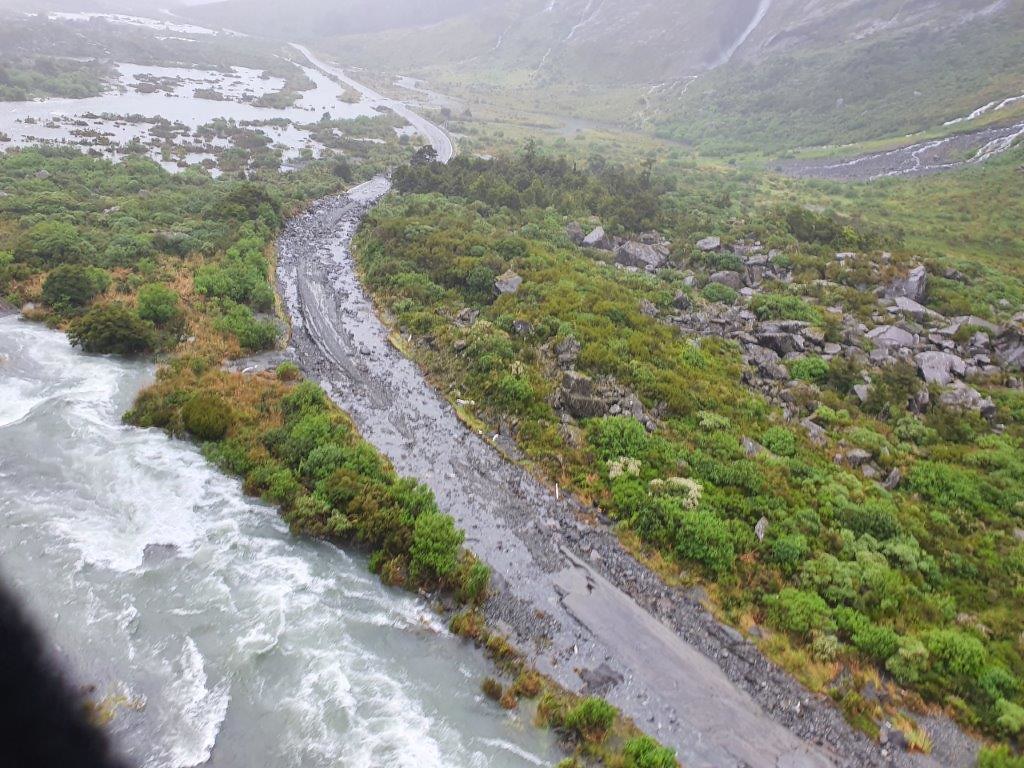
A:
0;579;128;768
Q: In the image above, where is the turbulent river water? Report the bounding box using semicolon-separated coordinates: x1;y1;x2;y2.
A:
0;315;560;767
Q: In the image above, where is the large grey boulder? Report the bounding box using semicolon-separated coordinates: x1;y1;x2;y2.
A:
867;325;916;349
888;265;928;302
746;344;789;380
616;241;666;271
554;336;581;368
895;296;943;323
915;351;967;386
558;371;610;418
939;382;996;418
494;270;523;295
583;226;612;250
756;332;804;357
696;236;721;252
709;270;744;290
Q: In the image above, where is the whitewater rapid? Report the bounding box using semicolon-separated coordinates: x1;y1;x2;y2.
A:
0;315;558;768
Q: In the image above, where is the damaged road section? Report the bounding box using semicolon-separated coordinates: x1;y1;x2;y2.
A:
275;177;961;767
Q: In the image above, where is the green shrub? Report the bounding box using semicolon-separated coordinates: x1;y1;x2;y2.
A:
563;697;617;742
587;416;650;461
750;294;822;323
42;264;109;308
460;560;490;604
978;745;1024;768
766;588;835;638
922;629;987;682
276;361;301;381
15;220;93;263
623;735;677;768
701;282;738;305
761;426;797;457
214;300;278;351
181;393;232;441
885;637;929;685
851;623;900;662
409;510;464;584
68;303;154;355
995;699;1024;736
771;533;809;574
790;355;829;383
675;508;735;576
281;380;328;417
136;284;181;325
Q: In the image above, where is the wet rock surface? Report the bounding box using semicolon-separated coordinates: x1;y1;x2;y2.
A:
273;179;972;768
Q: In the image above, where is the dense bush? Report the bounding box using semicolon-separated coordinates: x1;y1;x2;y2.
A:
563;697;617;742
68;303;153;355
701;282;738;305
214;300;278;351
622;736;677;768
765;588;835;638
409;509;464;584
675;508;734;576
15;221;92;264
41;264;108;309
181;393;232;441
750;294;822;323
136;284;181;325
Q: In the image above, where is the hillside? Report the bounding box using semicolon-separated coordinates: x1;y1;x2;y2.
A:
183;0;1024;154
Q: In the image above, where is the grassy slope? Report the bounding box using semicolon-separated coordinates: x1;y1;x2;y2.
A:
351;147;1024;752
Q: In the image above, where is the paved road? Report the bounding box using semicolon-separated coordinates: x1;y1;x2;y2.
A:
291;44;454;163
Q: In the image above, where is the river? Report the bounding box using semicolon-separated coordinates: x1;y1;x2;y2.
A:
0;314;560;767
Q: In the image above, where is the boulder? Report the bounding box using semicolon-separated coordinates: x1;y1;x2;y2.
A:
844;449;872;467
866;325;916;349
566;221;585;245
939;382;996;418
454;307;479;326
915;351;967;386
494;270;523;295
672;291;691;311
511;319;534;336
756;332;804;356
696;236;721;252
639;299;658;317
583;226;612;250
33;169;50;180
709;270;744;290
887;265;928;302
895;296;943;322
558;371;609;418
555;336;581;367
995;331;1024;371
616;241;666;271
801;418;827;447
746;344;789;380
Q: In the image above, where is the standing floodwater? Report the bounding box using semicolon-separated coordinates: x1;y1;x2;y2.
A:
0;315;558;768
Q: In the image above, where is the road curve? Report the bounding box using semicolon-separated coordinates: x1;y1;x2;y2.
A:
291;44;454;163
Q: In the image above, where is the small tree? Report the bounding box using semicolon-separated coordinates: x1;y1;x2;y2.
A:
68;303;154;355
409;510;464;585
136;284;181;325
42;264;108;309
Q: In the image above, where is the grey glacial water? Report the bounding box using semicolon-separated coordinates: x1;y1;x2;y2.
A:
0;315;559;768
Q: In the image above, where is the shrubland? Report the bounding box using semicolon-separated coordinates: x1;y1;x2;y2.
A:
354;148;1024;751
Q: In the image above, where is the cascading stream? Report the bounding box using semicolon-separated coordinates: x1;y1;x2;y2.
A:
0;315;559;768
